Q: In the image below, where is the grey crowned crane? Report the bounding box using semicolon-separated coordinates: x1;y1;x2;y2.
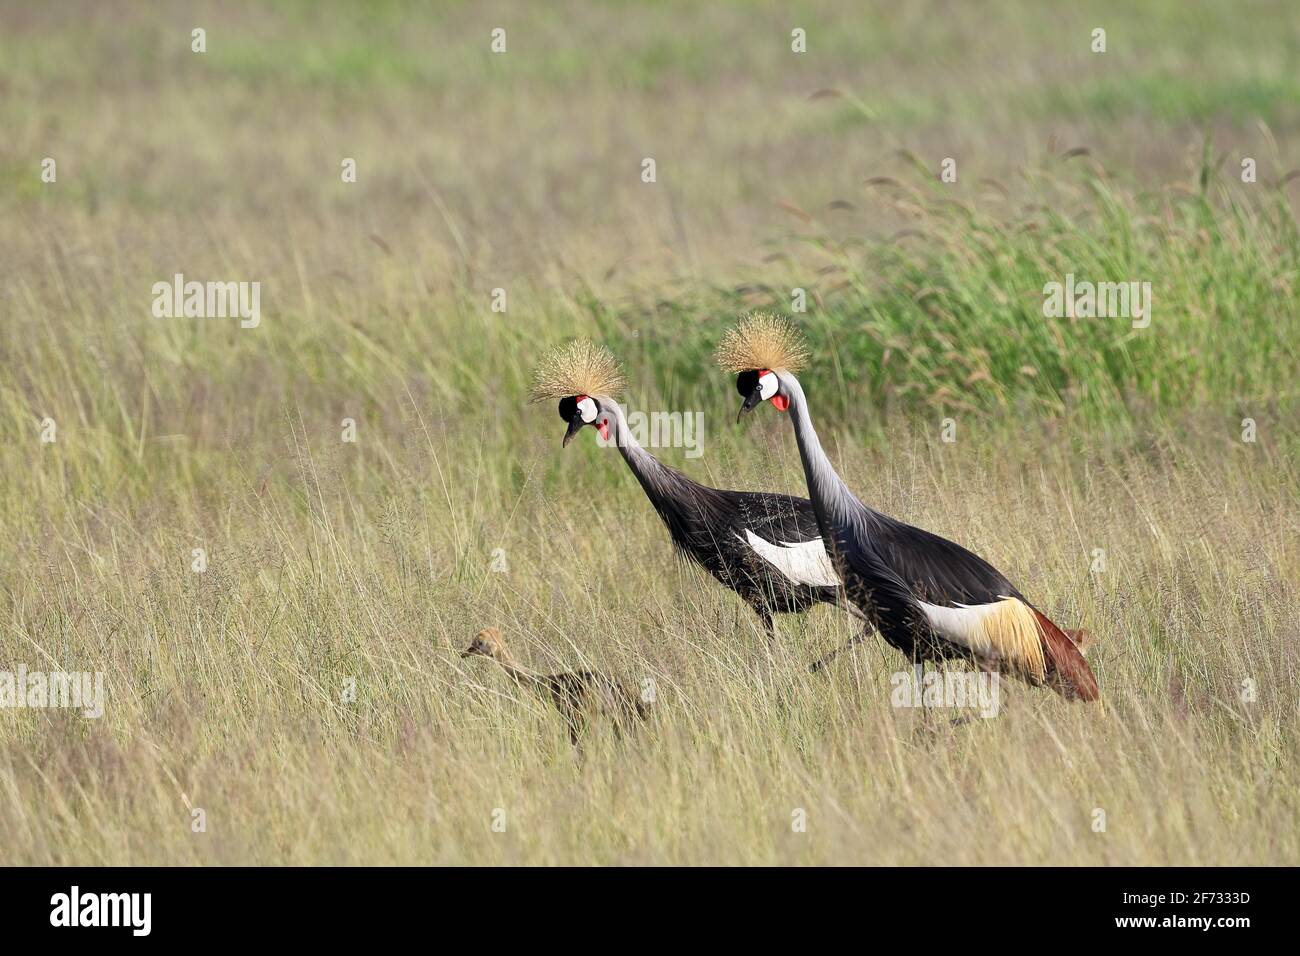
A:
529;341;871;649
717;314;1099;702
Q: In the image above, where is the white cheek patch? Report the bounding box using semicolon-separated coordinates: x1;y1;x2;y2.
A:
576;396;598;423
758;371;778;401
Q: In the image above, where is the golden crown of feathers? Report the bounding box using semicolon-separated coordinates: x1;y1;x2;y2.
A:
714;312;809;374
529;340;626;403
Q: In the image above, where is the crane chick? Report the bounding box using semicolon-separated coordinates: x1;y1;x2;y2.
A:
461;628;650;745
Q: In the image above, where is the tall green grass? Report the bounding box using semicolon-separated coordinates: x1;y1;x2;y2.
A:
582;163;1300;432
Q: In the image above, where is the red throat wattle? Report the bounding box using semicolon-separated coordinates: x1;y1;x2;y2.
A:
771;394;790;412
597;419;610;440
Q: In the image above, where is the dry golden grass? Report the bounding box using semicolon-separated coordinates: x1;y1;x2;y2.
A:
1;413;1296;864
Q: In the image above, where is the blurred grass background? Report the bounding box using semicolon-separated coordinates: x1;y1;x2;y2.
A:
0;0;1297;864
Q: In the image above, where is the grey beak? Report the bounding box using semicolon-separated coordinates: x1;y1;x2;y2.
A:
737;387;763;423
562;412;585;448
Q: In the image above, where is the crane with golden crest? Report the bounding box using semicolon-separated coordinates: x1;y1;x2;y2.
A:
717;314;1099;701
530;339;872;657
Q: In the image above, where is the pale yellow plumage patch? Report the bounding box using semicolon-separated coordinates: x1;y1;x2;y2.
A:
529;340;626;403
922;597;1047;681
982;598;1047;680
714;312;810;374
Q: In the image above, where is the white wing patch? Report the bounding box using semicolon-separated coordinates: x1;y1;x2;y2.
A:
920;600;1006;652
919;597;1046;678
738;530;840;588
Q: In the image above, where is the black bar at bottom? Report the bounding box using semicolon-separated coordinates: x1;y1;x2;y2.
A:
0;866;1278;942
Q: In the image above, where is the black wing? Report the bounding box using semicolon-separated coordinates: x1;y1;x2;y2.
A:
836;533;932;656
721;489;822;544
620;454;838;617
864;510;1023;607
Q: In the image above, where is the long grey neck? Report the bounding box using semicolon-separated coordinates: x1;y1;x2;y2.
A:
781;373;864;533
601;398;681;503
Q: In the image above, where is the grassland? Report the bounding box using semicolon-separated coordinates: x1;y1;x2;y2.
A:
0;1;1297;865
